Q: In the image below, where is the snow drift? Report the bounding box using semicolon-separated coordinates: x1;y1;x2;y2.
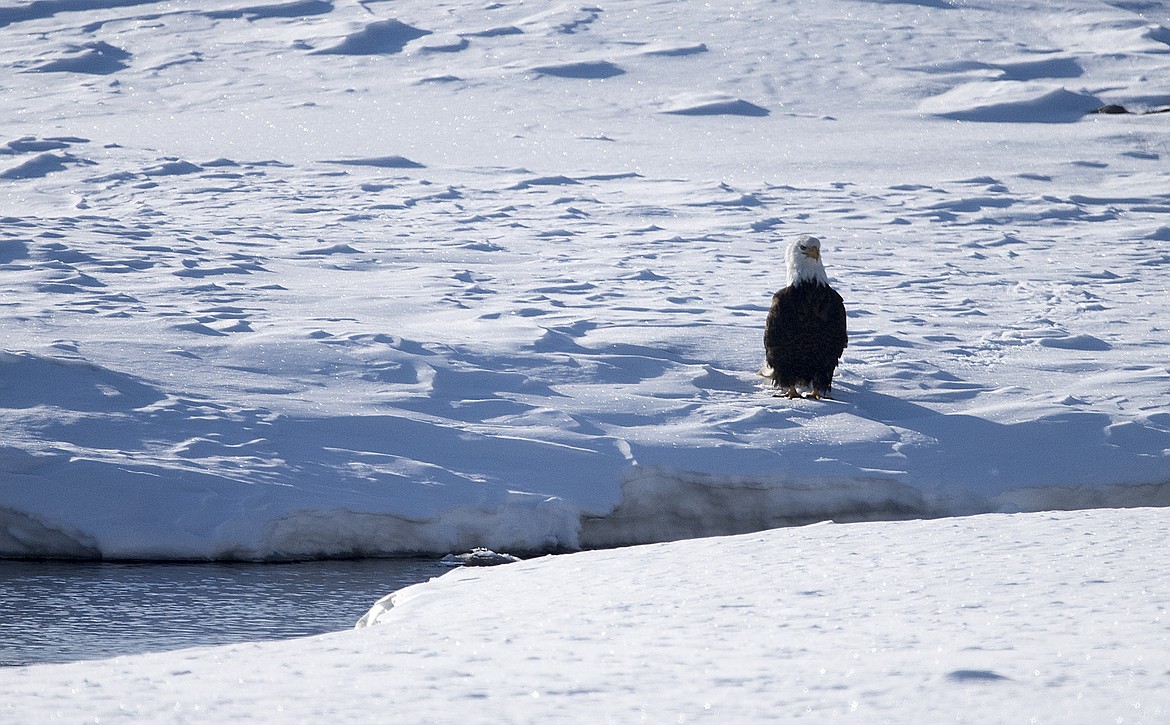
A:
3;0;1170;559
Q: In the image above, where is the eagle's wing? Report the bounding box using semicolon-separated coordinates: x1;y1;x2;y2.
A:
827;287;847;355
764;289;790;356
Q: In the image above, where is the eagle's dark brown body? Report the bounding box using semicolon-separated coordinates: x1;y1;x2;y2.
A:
764;280;848;397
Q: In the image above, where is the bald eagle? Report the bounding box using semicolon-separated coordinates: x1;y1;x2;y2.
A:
762;236;847;399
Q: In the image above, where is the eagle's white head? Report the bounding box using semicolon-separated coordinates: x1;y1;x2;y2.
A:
786;235;830;287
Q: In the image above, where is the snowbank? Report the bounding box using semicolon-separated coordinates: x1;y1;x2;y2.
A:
2;0;1170;559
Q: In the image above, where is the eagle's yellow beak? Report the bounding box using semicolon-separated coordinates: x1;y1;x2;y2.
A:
803;246;821;261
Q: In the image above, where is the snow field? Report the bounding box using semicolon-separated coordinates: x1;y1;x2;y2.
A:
3;0;1170;719
3;155;1169;557
1;1;1170;561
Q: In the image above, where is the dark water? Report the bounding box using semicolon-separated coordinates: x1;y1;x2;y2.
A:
0;558;445;667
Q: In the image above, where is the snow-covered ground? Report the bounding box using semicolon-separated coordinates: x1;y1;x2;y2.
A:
4;0;1170;718
3;0;1169;560
3;508;1169;722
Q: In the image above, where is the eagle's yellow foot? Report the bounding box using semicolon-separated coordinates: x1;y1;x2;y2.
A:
783;387;803;399
809;390;832;401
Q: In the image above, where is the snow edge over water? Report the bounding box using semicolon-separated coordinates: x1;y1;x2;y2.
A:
5;466;1170;561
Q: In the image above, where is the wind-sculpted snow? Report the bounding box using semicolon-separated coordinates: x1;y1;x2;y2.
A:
322;155;425;169
310;19;431;56
29;40;131;74
0;0;157;28
3;0;1170;559
531;60;626;79
920;83;1104;123
662;94;771;117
